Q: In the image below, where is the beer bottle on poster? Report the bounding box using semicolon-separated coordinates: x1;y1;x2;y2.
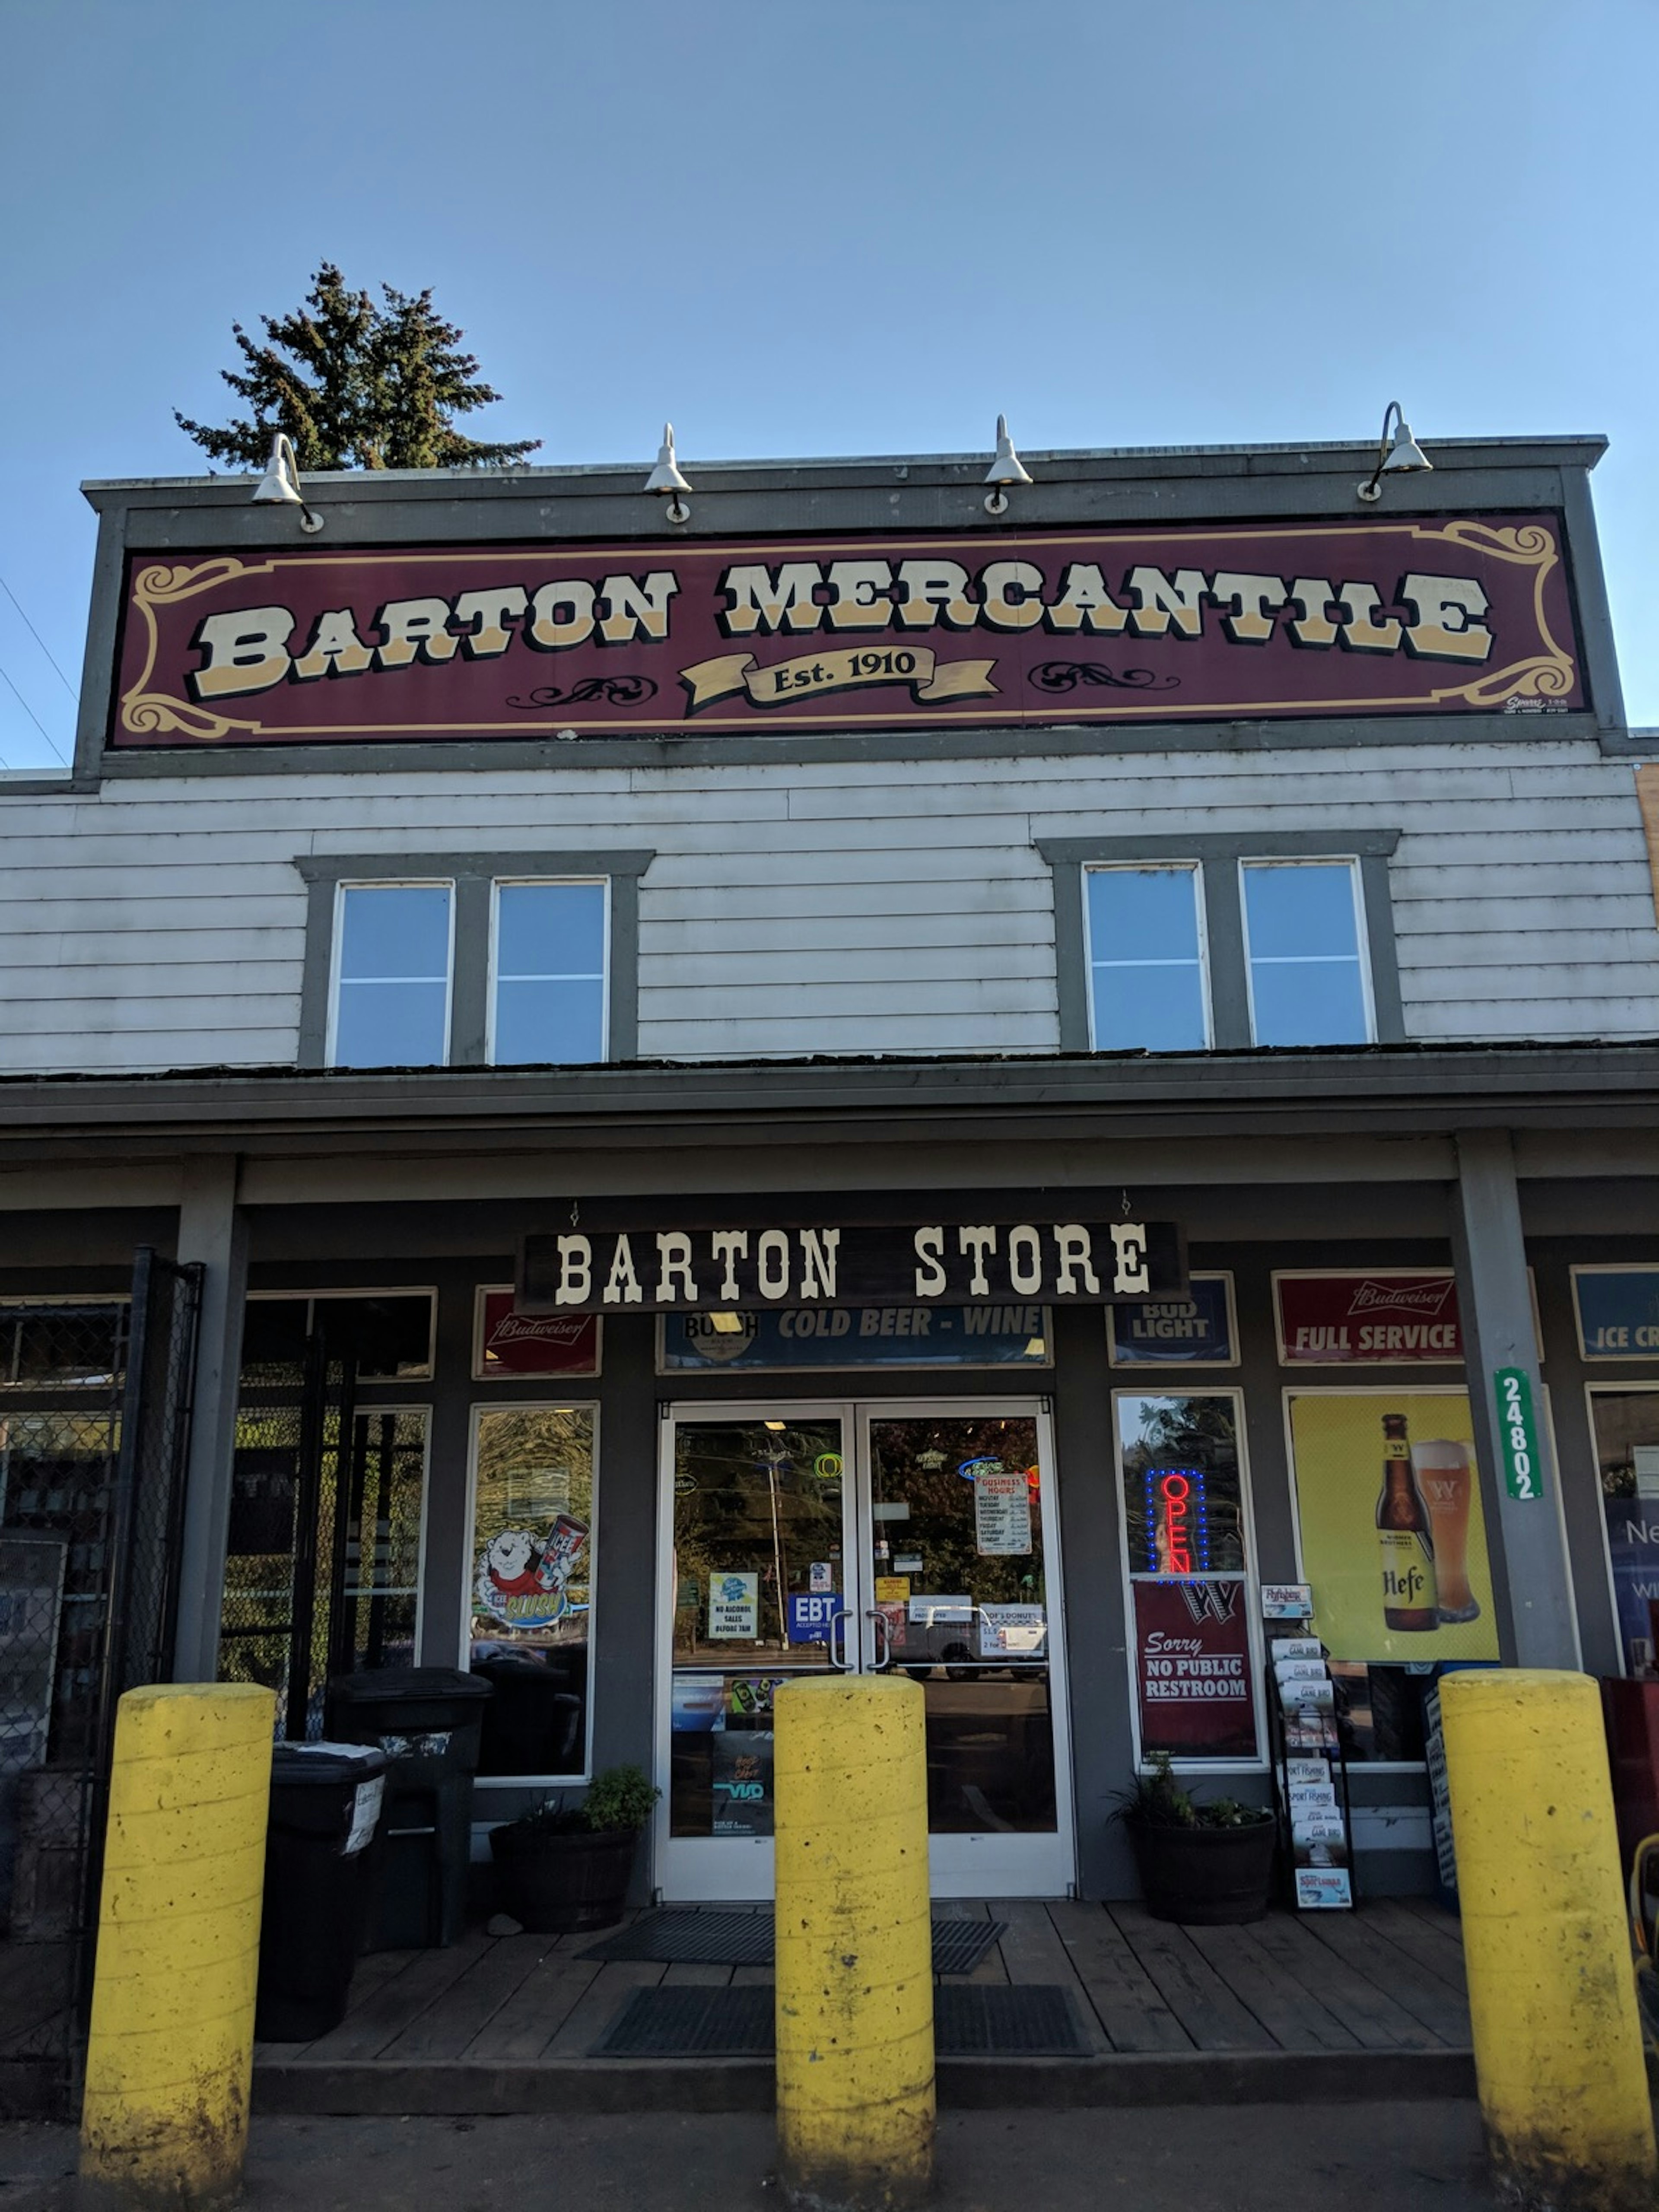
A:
1376;1411;1439;1632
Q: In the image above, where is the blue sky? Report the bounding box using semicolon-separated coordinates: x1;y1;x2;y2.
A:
2;0;1654;768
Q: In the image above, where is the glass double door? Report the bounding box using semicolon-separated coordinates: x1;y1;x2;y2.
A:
656;1399;1073;1899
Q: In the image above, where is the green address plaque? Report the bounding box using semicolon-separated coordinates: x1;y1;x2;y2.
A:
1494;1367;1544;1502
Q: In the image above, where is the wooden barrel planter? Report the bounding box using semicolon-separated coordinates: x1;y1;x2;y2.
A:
1125;1812;1278;1925
489;1825;638;1934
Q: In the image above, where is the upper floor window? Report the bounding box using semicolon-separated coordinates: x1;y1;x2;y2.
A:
1086;864;1210;1053
297;849;653;1072
490;881;607;1066
1042;830;1402;1055
332;883;454;1069
1241;861;1370;1048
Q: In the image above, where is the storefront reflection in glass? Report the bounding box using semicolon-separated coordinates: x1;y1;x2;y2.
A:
1591;1386;1659;1678
1114;1392;1259;1763
668;1418;845;1840
468;1405;595;1779
866;1414;1056;1835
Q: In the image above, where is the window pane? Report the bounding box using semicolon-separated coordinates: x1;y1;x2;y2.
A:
1116;1392;1247;1576
493;978;606;1066
496;882;606;979
1087;865;1201;957
1243;863;1370;1047
1085;866;1206;1052
1243;862;1360;960
339;885;451;981
334;978;449;1068
470;1407;595;1778
1249;959;1369;1047
1090;963;1207;1052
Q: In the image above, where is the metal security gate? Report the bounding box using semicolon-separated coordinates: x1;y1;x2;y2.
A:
0;1249;201;2117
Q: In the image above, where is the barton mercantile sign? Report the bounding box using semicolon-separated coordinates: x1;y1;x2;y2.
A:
111;515;1584;745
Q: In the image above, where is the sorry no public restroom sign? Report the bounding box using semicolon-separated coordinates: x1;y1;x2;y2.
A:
517;1209;1185;1315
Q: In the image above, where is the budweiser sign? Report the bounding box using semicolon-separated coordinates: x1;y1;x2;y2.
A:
475;1290;600;1377
1274;1271;1464;1365
1347;1279;1456;1317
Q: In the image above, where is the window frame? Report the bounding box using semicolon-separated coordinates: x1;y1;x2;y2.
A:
295;849;654;1070
462;1395;601;1789
1238;856;1376;1050
1082;859;1213;1055
1110;1383;1268;1773
1039;828;1404;1052
486;876;612;1068
326;877;456;1072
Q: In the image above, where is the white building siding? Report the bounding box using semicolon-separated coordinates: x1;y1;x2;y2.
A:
0;736;1654;1072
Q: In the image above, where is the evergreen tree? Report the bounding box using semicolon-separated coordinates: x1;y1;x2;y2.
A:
175;262;540;471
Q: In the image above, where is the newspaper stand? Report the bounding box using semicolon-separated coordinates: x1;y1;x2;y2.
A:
1260;1582;1356;1912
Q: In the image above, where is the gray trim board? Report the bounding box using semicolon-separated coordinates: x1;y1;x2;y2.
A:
293;849;655;1069
3;1040;1659;1146
172;1154;248;1681
84;707;1620;782
71;435;1627;783
1038;830;1405;1053
1450;1128;1578;1669
1560;466;1627;743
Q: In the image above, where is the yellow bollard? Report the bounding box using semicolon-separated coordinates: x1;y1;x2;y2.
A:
774;1675;934;2211
79;1683;276;2209
1441;1669;1657;2212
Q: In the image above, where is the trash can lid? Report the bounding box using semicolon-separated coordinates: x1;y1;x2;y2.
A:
271;1739;388;1784
327;1666;492;1704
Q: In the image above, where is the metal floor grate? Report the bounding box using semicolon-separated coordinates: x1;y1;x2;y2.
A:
580;1910;1005;1977
591;1983;1090;2059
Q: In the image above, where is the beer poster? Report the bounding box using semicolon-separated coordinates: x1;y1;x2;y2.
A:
1285;1390;1499;1663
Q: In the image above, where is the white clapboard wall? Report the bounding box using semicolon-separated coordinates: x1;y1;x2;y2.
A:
0;735;1655;1073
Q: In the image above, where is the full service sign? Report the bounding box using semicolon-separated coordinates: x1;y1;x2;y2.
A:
520;1213;1184;1315
111;516;1583;747
1274;1271;1464;1365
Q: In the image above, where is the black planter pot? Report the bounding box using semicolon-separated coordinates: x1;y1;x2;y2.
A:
489;1825;639;1933
1124;1814;1278;1926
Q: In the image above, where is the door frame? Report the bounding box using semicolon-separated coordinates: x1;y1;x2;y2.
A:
652;1395;1077;1901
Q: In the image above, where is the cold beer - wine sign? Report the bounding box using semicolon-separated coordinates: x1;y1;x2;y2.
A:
517;1207;1184;1315
110;515;1583;746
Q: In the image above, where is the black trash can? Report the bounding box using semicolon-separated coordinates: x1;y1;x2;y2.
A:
256;1741;387;2041
325;1668;492;1951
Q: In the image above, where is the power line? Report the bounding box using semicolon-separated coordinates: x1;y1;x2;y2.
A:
0;659;69;768
0;572;79;703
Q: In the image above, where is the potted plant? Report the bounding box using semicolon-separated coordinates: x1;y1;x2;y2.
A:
1112;1751;1278;1926
489;1764;660;1934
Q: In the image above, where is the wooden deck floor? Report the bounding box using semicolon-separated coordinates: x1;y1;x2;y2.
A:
256;1895;1470;2075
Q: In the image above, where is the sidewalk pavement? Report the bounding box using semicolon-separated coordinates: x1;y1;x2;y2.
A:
0;2101;1492;2211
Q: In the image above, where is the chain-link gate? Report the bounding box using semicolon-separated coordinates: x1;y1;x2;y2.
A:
0;1250;200;2117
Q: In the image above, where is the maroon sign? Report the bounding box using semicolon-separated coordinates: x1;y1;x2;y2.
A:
110;515;1584;747
474;1291;599;1378
1132;1580;1258;1759
1274;1271;1463;1365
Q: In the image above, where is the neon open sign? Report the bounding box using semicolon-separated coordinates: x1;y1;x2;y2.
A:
1142;1466;1210;1577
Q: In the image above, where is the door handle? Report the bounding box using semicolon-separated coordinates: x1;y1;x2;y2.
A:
827;1607;850;1671
866;1606;893;1670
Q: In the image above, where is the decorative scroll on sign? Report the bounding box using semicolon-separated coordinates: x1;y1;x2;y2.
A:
109;515;1583;745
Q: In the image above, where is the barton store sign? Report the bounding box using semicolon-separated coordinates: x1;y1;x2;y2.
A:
111;515;1582;746
518;1210;1184;1315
